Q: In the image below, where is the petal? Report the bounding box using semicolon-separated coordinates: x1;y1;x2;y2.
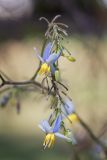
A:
53;115;62;133
61;104;68;117
34;48;44;62
55;132;72;142
43;42;53;61
46;49;62;64
39;120;52;133
37;54;44;62
63;98;75;115
38;124;45;132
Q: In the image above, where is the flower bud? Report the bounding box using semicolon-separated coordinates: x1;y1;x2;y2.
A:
55;70;60;81
67;56;76;62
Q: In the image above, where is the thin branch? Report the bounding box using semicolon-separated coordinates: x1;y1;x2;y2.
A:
77;114;107;156
0;70;12;81
0;74;49;93
56;81;68;91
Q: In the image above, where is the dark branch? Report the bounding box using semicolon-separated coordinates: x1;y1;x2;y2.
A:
0;73;49;93
77;114;107;156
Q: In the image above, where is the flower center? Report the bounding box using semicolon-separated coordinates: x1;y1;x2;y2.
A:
43;133;55;149
38;63;50;75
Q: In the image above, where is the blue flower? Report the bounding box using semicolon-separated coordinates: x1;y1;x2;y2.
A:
34;42;62;75
39;114;72;148
0;93;11;107
61;98;78;122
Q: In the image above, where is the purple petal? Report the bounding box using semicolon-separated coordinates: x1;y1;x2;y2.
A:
38;124;45;132
36;53;44;62
53;115;62;133
39;120;52;133
43;42;53;61
55;132;76;144
34;48;44;62
55;132;72;141
63;98;75;115
46;49;62;64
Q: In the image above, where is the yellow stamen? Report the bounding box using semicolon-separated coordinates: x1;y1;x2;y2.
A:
43;133;55;149
68;113;79;122
38;63;50;75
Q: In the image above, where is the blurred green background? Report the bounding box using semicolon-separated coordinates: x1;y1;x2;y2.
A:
0;0;107;160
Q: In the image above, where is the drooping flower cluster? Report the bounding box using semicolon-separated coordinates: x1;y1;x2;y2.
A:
34;41;78;149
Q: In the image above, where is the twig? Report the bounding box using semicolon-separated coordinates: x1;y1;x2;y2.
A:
77;114;107;156
0;74;49;92
56;81;68;91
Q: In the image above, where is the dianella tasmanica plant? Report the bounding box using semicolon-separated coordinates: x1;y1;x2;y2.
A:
0;15;107;157
34;15;78;149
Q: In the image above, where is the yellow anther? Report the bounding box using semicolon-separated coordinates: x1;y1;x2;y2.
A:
38;63;50;75
68;113;78;122
47;66;51;73
43;133;55;149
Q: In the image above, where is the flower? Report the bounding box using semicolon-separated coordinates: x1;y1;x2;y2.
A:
34;42;62;75
61;98;78;122
0;93;11;107
39;115;72;149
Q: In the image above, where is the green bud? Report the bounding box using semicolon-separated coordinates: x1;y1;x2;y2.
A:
67;56;76;62
55;70;60;81
62;53;76;62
